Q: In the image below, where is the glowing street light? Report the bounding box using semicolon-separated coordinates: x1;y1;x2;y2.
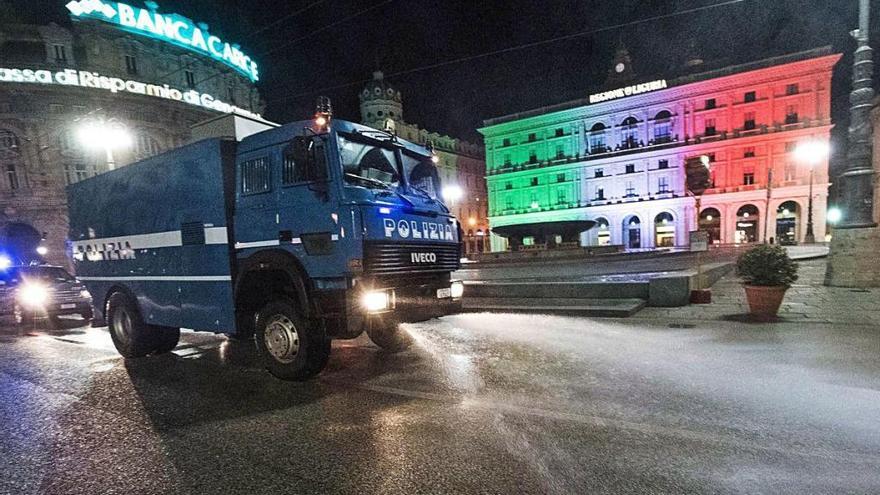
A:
77;118;132;170
442;185;464;203
796;140;830;243
827;207;843;224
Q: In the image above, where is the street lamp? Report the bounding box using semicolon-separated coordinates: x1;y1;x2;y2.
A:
442;184;464;204
77;119;132;171
795;140;830;243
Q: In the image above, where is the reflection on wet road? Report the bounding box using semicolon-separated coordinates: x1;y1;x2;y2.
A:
2;312;880;494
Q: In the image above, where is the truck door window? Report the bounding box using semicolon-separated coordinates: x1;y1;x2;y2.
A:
337;134;399;189
283;137;327;185
241;157;271;194
401;151;442;199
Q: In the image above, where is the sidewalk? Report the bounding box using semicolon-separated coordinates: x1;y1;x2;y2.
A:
632;257;880;327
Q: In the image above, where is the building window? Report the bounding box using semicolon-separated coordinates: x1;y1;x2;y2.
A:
784;161;797;181
595;168;604;178
785;141;797;153
505;181;512;190
653;110;672;143
658;159;669;169
528;150;537;163
595;187;605;200
505;197;513;210
786;83;799;96
556;188;567;205
185;70;196;88
503;154;511;166
135;133;162;159
744;91;756;103
744;112;756;130
555;128;564;137
625;164;635;174
743;171;755;185
530;177;539;186
705;118;716;136
5;163;19;190
621;116;639;149
556;173;565;183
785;105;799;125
658;176;670;194
705;98;716;110
124;54;138;75
0;129;21;150
527;133;537;142
625;181;636;197
743;147;756;158
589;123;607;153
241;157;270;194
227;86;236;104
502;138;511;147
65;161;92;185
53;44;67;62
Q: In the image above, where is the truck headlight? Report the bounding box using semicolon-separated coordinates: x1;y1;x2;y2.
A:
18;283;49;308
450;281;464;299
362;290;392;313
80;289;92;299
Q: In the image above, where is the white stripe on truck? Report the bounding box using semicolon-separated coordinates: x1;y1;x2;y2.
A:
72;227;229;251
78;275;232;282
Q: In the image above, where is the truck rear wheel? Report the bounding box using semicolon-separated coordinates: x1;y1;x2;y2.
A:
106;292;156;358
255;299;330;381
366;318;413;352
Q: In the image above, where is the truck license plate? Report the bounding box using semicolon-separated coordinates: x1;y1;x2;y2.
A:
60;303;76;309
436;288;452;299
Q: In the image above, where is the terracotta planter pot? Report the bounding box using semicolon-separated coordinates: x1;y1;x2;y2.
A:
743;285;787;319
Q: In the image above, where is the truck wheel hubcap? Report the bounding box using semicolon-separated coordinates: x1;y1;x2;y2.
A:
265;315;299;363
112;308;132;343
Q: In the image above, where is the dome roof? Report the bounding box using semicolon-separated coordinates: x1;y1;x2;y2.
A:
360;71;402;102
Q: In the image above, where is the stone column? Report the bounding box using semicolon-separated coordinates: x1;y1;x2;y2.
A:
826;0;880;287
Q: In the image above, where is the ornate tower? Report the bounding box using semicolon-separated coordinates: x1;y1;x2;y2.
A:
359;71;403;130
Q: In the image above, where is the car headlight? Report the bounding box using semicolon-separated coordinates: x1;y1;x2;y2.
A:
362;290;393;313
450;281;464;299
18;283;49;308
80;289;92;299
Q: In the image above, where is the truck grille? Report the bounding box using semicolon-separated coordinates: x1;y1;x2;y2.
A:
364;242;460;276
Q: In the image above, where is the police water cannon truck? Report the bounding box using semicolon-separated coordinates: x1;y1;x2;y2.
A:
67;102;463;380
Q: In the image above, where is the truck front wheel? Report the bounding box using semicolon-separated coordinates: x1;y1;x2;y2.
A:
255;299;330;381
366;318;413;352
106;292;155;358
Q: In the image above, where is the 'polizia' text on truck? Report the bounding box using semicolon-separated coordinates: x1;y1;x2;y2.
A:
67;104;463;380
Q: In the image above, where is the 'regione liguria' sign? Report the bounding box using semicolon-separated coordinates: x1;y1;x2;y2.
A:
0;67;262;119
65;0;259;82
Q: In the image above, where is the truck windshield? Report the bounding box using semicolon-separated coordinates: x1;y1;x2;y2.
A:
337;133;400;190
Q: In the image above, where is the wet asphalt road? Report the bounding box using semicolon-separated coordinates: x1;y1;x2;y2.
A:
2;313;880;495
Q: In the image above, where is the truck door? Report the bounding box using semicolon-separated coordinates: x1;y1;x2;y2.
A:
235;151;279;249
277;136;346;278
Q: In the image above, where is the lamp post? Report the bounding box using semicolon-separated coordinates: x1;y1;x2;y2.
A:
838;0;875;228
796;140;830;244
77;118;132;171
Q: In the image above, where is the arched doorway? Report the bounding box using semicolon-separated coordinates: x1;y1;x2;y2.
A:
623;215;641;249
776;201;799;245
735;204;759;244
699;208;722;244
654;212;676;247
594;217;611;246
0;222;41;264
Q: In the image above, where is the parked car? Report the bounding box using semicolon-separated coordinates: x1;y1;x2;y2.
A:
0;265;94;326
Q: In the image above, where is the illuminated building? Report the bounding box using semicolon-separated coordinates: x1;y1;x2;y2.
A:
359;71;488;255
0;1;264;266
479;47;840;252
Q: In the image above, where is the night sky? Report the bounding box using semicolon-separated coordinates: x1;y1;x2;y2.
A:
10;0;880;180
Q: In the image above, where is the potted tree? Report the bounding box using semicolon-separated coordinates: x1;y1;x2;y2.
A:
736;244;798;320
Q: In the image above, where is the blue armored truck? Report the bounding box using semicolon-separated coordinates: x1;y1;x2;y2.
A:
67;110;463;380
